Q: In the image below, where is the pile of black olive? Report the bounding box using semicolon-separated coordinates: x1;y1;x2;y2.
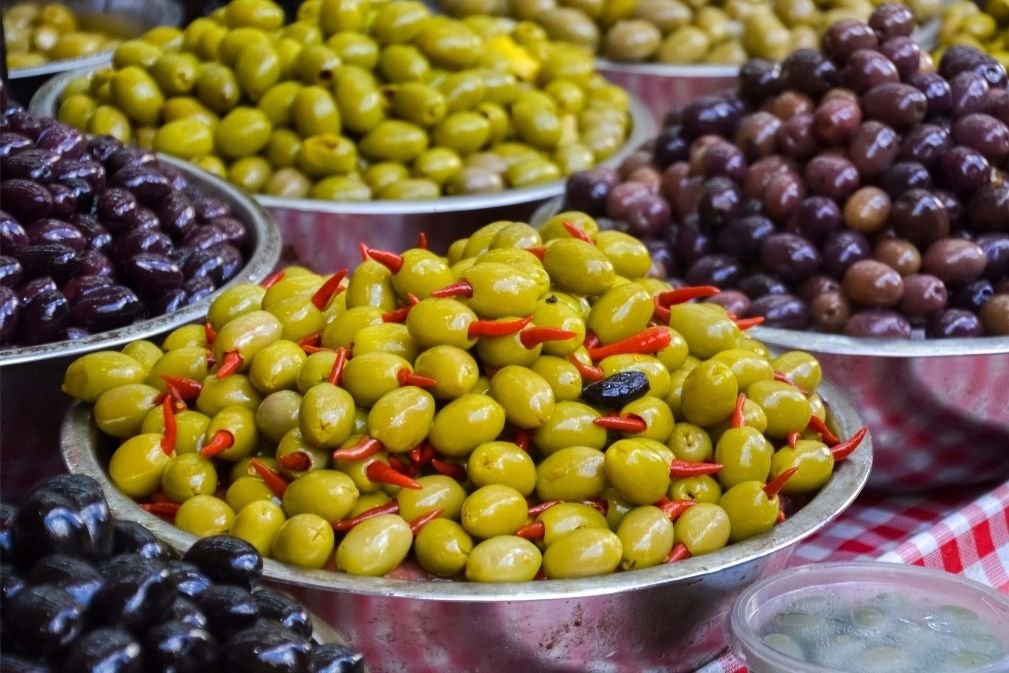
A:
0;474;364;673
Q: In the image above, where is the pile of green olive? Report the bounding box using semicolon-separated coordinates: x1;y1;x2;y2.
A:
438;0;941;65
52;0;633;201
936;0;1009;68
3;2;120;69
62;213;862;582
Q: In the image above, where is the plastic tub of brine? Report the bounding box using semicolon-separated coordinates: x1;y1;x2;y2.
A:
728;562;1009;673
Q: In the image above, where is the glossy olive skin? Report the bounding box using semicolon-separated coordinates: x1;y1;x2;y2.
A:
543;527;623;579
415;518;473;577
335;514;412;576
300;383;356;448
667;303;741;359
175;495;235;538
532;401;607;455
413;345;479;400
604;439;671;505
161;453;218;502
465;536;542;582
714;427;774;489
282;470;359;522
681;360;739;427
746;380;812;439
397;475;468;521
272;513;335;569
461;484;528;538
770;439;834;494
674;502;731;556
536;446;608;501
368;386;436;453
428;394;506;457
669;475;722;504
489;365;556;429
61;351;146;402
720;481;780;542
588;283;653;344
616;505;675;570
109;433;170;498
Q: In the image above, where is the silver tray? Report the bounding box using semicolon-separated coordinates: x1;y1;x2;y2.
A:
30;69;656;270
61;378;871;673
0;153;282;366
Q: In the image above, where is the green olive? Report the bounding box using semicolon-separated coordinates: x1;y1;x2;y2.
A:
258;81;303;127
319;0;367;35
465;535;542;582
94;383;162;438
543;527;622;579
323;306;384;350
359;120;429;163
300;382;356;448
429;394;506;457
667;422;713;463
109;66;163;126
282;469;359;521
215;107;272;160
415;518;473;576
368;386;435;453
226;476;280;512
669;475;722;503
466;441;537;495
161;325;207;351
674;502;731;557
109;433;170;498
152;118;213;159
532;401;606;455
771;351;822;392
203;405;259;461
207;284;266;331
588;283;653;345
253;390;302;444
353;322;419;362
335;513;413;576
291;85;342;137
712;349;775;390
175;495;235;538
397;474;468;521
334;66;385;134
747;380;812;439
214;310;283;368
276;428;330;479
230;499;286;557
617;505;675;570
536;446;608;501
196;374;263;416
273;513;336;569
121;340;162;371
604;438;671;505
62;351;146;402
681;360;739;427
714;427;774;489
461;484;528;538
542;238;615;296
770;439;834;495
327;32;380;69
345;259;396;311
530;355;583;402
719;480;781;543
489;365;555;429
161;453;218;502
145;347;209;392
195;63;241;113
235;41;281;101
413;345;479;400
666;303;741;359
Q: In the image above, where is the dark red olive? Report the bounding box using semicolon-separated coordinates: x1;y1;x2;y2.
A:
0;255;23;288
5;109;42;140
95;189;139;234
61;275;116;304
1;149;61;182
104;147;157;176
965;185;1009;232
113;230;173;263
47;183;79;220
744;293;810;329
158;192;198;241
822;19;879;64
18;243;80;283
35;124;87;159
110;165;173;205
76;249;115;277
17;277;58;304
0;286;21;343
87;135;124;162
0;132;33;158
124;254;184;297
54;159;106;194
183;226;230;252
939;146;991;197
192;197;231;224
738;272;789;299
781;49;838;98
18;289;69;344
926;308;984;338
862;83;928;130
845;309;912;338
1;213;29;255
2;179;54;223
70;285;143;332
950;71;990;117
681;95;744;139
738;59;782;103
25;219;85;253
978;233;1009;280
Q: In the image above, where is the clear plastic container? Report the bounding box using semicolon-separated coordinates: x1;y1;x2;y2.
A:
727;561;1009;673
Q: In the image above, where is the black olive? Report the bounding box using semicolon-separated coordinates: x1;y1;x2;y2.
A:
220;621;311;673
581;371;651;408
0;653;52;672
253;588;313;640
12;490;90;570
111;520;169;561
5;584;84;658
195;586;258;641
166;560;212;599
28;555;104;609
91;555;173;632
144;621;217;673
39;475;113;559
309;643;365;673
2;564;26;607
60;627;143;673
164;595;209;630
1;502;16;562
182;537;262;590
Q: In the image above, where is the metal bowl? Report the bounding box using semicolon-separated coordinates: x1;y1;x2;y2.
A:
532;195;1009;493
4;0;183;104
61;379;871;673
30;69;656;271
0;154;280;501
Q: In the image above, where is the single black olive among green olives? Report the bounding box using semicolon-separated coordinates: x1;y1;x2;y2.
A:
581;371;650;408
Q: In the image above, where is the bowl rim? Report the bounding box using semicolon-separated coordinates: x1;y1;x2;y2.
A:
0;153;282;366
61;377;871;602
727;560;1009;673
29;68;657;215
6;0;184;79
529;196;1009;358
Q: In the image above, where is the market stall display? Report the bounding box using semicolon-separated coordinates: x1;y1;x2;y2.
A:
0;473;366;672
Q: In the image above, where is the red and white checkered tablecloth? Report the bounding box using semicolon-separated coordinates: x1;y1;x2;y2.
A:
698;479;1009;673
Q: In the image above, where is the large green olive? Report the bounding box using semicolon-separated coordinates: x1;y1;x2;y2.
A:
62;351;146;402
282;469;359;521
415;518;473;577
300;382;356;448
681;360;739;427
461;484;528;538
429;394;506;457
368;386;436;453
489;365;555;429
617;505;675;570
397;474;468;521
536;446;608;501
543;528;622;578
465;535;542;582
467;441;537;495
604;438;671;505
543;238;615;296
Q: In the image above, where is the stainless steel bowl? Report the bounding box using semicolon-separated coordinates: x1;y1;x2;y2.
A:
5;0;183;104
0;154;280;501
30;70;656;271
61;379;871;673
533;194;1009;493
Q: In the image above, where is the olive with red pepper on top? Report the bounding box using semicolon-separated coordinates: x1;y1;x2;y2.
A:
62;215;867;583
0;474;364;673
559;3;1009;339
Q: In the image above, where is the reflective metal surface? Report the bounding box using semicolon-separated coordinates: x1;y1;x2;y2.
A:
31;71;656;270
534;195;1009;492
62;379;871;673
0;154;282;366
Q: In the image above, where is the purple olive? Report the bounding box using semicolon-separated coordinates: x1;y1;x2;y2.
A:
192;197;231;224
95;188;139;234
207;217;248;249
114;230;173;263
19;289;69;345
759;233;821;283
76;249;115;277
977;233;1009;280
821;229;872;279
47;183;80;220
1;179;54;223
744;293;810;329
72;215;112;254
717;215;775;261
35;124;87;159
0;133;33;159
215;244;243;285
5;109;41;140
18;276;59;304
70;285;143;332
54;159;106;194
158;192;197;241
26;219;86;253
182;226;230;253
685;254;743;288
0;255;24;288
844;309;912;338
124;254;184;297
104;147;157;176
61;275;116;303
738;272;789;299
1;149;61;182
0;286;20;343
183;276;217;305
87;135;124;163
926;308;984;338
151;289;187;315
110;166;173;205
1;213;29;256
17;243;80;283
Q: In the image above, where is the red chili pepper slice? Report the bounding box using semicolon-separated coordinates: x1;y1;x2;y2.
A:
397;367;437;388
431;459;466;481
562;220;594;243
807;415;840;446
332;501;400;533
652;296;671;324
583;332;601;350
593;414;648;434
735;316;765;330
310;269;349;310
730;392;747;429
515;521;545;540
786;431;802;448
332;436;382;462
327;347;348;386
513;428;530;453
656;497;695;521
764;466;799;498
360;245;404;274
669;460;723;478
409;508;443;535
250;458;289;498
467;316;532;339
656;285;720;307
665;542;691;564
141;502;180;518
366;461;422;490
297;332;326;354
526;246;545;260
160;396;176;456
519;326;576;349
215;350;243;379
587;326;672;360
430;279;473;299
279;452;311;472
199;430;234;458
568;353;604;382
160;375;202;401
259;269;286;289
527;500;561;517
581;497;609;515
204;321;216;346
417;232;428;250
830;426;867;462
